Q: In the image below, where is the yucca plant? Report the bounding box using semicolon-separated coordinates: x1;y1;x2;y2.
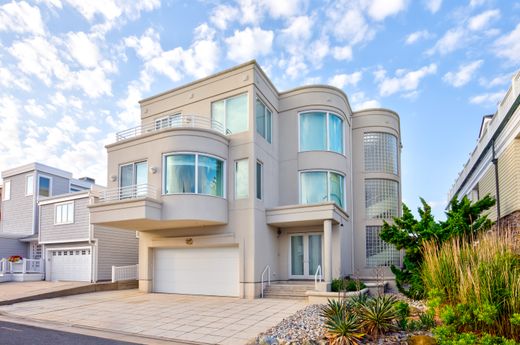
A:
358;295;398;339
324;313;365;345
321;299;348;320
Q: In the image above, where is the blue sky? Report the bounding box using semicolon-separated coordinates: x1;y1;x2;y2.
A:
0;0;519;219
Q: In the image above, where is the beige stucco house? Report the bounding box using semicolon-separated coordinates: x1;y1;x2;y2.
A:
89;61;402;298
448;70;520;226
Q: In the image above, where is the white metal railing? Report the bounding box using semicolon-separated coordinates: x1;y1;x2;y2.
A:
112;264;139;282
115;115;226;141
98;184;158;202
314;265;322;290
260;265;271;298
0;259;43;274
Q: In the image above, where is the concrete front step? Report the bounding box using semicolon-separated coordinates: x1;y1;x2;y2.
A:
263;281;315;300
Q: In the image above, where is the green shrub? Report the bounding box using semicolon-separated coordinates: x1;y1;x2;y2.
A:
395;301;410;330
358;295;398;339
433;326;519;345
331;277;367;292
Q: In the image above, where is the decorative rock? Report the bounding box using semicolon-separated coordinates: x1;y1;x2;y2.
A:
408;335;437;345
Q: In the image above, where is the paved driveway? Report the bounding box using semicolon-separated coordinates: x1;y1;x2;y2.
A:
0;290;305;345
0;281;90;303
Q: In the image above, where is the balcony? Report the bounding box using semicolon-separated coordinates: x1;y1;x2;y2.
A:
98;184;159;202
115;114;226;142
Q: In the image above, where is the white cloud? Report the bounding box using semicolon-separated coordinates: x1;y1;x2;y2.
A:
63;0;121;22
427;28;465;55
367;0;407;21
0;1;45;35
479;73;513;88
468;9;500;31
470;0;488;7
210;4;239;30
327;5;375;45
225;27;273;63
124;28;163;60
0;67;31;91
469;91;505;105
328;72;363;89
262;0;304;18
425;0;442;13
377;64;437;96
61;68;112;98
350;91;381;110
332;46;353;60
282;55;307;79
24;99;46;118
66;32;101;69
493;23;520;64
405;30;432;44
443;60;483;87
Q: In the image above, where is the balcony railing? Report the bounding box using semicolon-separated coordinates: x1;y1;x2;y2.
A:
98;184;158;202
116;114;226;141
0;258;43;274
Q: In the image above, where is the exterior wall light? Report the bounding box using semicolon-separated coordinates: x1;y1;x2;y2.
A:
109;175;117;182
150;167;158;174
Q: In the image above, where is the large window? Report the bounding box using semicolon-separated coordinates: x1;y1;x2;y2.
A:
366;226;401;267
256;98;272;143
365;179;399;219
3;180;10;201
164;153;225;197
26;175;34;196
55;202;74;225
299;111;344;154
120;161;148;198
300;171;345;208
364;132;398;174
212;93;248;134
38;176;51;197
235;159;249;199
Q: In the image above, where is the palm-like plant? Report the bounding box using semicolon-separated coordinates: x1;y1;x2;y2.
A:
321;299;347;320
324;313;365;345
358;295;398;339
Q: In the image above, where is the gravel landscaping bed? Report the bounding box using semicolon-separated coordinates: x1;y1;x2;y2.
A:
251;293;430;345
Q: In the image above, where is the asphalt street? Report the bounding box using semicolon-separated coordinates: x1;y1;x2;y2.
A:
0;321;141;345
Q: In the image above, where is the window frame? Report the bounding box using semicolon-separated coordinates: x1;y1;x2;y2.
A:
119;161;148;187
255;97;272;143
54;201;74;225
256;160;263;200
26;175;34;196
162;152;226;198
298;110;345;154
38;175;52;198
298;169;346;209
211;93;249;135
234;158;249;200
3;180;11;201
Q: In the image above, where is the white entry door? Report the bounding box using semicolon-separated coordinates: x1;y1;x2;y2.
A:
290;234;323;279
153;247;239;297
49;249;92;282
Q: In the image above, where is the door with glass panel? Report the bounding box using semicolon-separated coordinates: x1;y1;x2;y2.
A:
290;233;323;279
119;161;148;199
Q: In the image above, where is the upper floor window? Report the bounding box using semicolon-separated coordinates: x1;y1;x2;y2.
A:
365;179;399;219
300;170;345;208
120;161;148;198
235;159;249;199
212;93;248;135
3;180;11;201
26;175;34;196
55;201;74;225
256;161;263;200
299;111;344;154
364;132;398;175
256;98;272;143
38;176;51;197
164;153;225;197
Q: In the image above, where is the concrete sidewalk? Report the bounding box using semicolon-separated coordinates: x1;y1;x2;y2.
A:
0;281;137;305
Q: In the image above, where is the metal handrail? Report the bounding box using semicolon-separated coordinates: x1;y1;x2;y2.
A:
260;265;271;298
98;184;158;202
115;114;226;141
314;265;322;290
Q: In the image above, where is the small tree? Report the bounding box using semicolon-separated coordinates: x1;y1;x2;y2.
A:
380;195;495;299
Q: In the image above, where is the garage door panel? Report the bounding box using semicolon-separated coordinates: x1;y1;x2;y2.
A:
154;247;239;297
49;249;91;282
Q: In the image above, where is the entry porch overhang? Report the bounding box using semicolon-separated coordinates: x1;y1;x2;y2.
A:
266;202;349;228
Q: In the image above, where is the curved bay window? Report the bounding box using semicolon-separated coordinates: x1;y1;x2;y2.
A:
300;170;345;208
299;111;344;154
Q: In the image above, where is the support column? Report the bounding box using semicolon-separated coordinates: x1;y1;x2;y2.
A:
324;219;333;285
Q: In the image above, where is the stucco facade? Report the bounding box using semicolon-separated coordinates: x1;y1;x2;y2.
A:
89;61;402;298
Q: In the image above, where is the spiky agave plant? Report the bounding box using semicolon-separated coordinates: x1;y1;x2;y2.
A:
324;313;365;345
358;295;398;339
321;299;348;320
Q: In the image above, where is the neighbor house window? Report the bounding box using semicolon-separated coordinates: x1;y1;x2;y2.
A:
26;175;34;196
120;161;148;198
256;161;263;200
364;132;398;174
212;93;248;134
38;176;51;197
3;180;11;201
164;153;224;197
299;112;344;154
256;98;272;143
300;171;345;208
55;202;74;225
366;226;401;267
365;179;399;219
235;159;249;199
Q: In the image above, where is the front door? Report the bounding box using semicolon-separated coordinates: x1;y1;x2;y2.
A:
290;233;322;279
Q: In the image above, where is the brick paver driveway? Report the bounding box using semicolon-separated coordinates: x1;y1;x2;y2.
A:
0;290;305;345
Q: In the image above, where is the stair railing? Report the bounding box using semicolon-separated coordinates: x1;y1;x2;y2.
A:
314;265;322;290
261;265;271;298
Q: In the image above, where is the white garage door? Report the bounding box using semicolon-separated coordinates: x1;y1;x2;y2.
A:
154;247;239;297
49;249;91;282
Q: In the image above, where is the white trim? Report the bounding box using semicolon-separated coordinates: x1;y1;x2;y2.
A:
162;151;227;199
25;174;34;196
298;110;346;156
54;201;75;225
119;160;148;189
38;191;90;205
2;163;71;180
45;245;93;283
2;180;10;201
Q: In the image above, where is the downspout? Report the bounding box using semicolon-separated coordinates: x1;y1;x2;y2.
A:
88;192;95;283
349;116;355;276
492;140;501;225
